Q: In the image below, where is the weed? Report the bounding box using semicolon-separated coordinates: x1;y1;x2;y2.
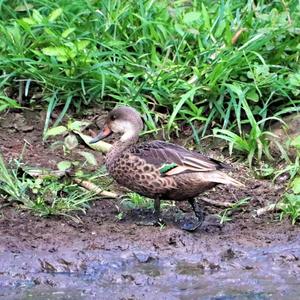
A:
121;192;153;210
0;151;96;217
278;135;300;224
254;163;276;179
279;193;300;225
25;179;95;218
0;95;21;112
115;212;124;221
45;119;101;170
274;135;300;181
274;155;300;183
213;83;287;166
0;152;28;203
158;222;166;231
217;197;251;224
0;0;299;138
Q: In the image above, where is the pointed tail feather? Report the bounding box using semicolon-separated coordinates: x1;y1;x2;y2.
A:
204;171;244;187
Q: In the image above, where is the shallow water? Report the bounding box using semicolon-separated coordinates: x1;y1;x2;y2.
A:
1;240;299;300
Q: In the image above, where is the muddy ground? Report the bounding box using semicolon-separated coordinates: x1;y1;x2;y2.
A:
0;110;299;300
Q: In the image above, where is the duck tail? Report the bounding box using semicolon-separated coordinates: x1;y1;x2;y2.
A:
205;170;244;187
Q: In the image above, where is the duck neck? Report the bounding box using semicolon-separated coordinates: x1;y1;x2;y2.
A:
107;134;139;161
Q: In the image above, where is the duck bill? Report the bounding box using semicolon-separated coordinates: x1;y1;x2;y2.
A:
89;126;112;144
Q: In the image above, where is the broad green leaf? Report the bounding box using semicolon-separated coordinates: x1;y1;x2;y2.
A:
57;160;72;171
174;23;185;36
56;55;69;62
45;126;67;137
68;120;91;131
64;134;78;150
201;3;210;30
48;8;63;22
78;151;97;166
62;27;75;38
246;89;259;102
225;83;244;99
291;177;300;194
42;46;67;57
183;12;201;25
21;17;36;26
291;135;300;149
215;20;226;38
75;40;90;50
15;4;34;11
0;104;9;111
32;9;43;23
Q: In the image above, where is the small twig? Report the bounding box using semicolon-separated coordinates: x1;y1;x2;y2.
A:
74;178;117;198
0;202;14;209
200;197;235;208
256;202;284;216
22;166;117;198
0;198;24;209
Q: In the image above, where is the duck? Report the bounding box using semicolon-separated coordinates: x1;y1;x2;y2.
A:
90;106;243;231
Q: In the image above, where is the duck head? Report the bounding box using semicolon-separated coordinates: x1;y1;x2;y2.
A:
90;106;144;144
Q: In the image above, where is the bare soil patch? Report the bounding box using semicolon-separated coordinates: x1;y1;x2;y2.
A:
0;110;299;299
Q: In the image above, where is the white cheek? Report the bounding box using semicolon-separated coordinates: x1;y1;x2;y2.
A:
111;121;134;133
119;121;137;141
110;122;124;133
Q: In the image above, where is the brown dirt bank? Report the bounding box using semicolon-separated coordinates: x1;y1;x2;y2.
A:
0;110;299;299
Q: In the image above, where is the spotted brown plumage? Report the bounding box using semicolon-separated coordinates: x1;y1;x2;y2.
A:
90;106;244;231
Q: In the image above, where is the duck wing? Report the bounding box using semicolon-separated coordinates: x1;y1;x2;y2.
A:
129;141;227;176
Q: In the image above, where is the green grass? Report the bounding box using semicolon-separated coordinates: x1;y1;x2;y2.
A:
0;151;27;203
0;151;96;217
280;193;300;224
0;0;299;144
278;135;300;224
217;197;250;224
121;192;154;210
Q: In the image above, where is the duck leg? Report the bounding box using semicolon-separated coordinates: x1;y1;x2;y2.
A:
180;198;205;232
154;197;165;225
154;197;161;221
135;197;164;227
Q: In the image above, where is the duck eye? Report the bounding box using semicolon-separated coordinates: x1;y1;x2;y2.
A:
111;114;117;121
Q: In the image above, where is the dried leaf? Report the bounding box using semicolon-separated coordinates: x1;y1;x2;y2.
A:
73;131;112;153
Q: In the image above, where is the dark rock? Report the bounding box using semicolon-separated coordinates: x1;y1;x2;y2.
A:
221;248;236;261
133;251;155;263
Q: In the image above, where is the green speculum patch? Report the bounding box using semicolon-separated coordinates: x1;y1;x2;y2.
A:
159;163;178;174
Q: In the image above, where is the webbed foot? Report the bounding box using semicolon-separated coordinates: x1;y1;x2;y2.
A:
180;219;203;232
180;199;205;232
